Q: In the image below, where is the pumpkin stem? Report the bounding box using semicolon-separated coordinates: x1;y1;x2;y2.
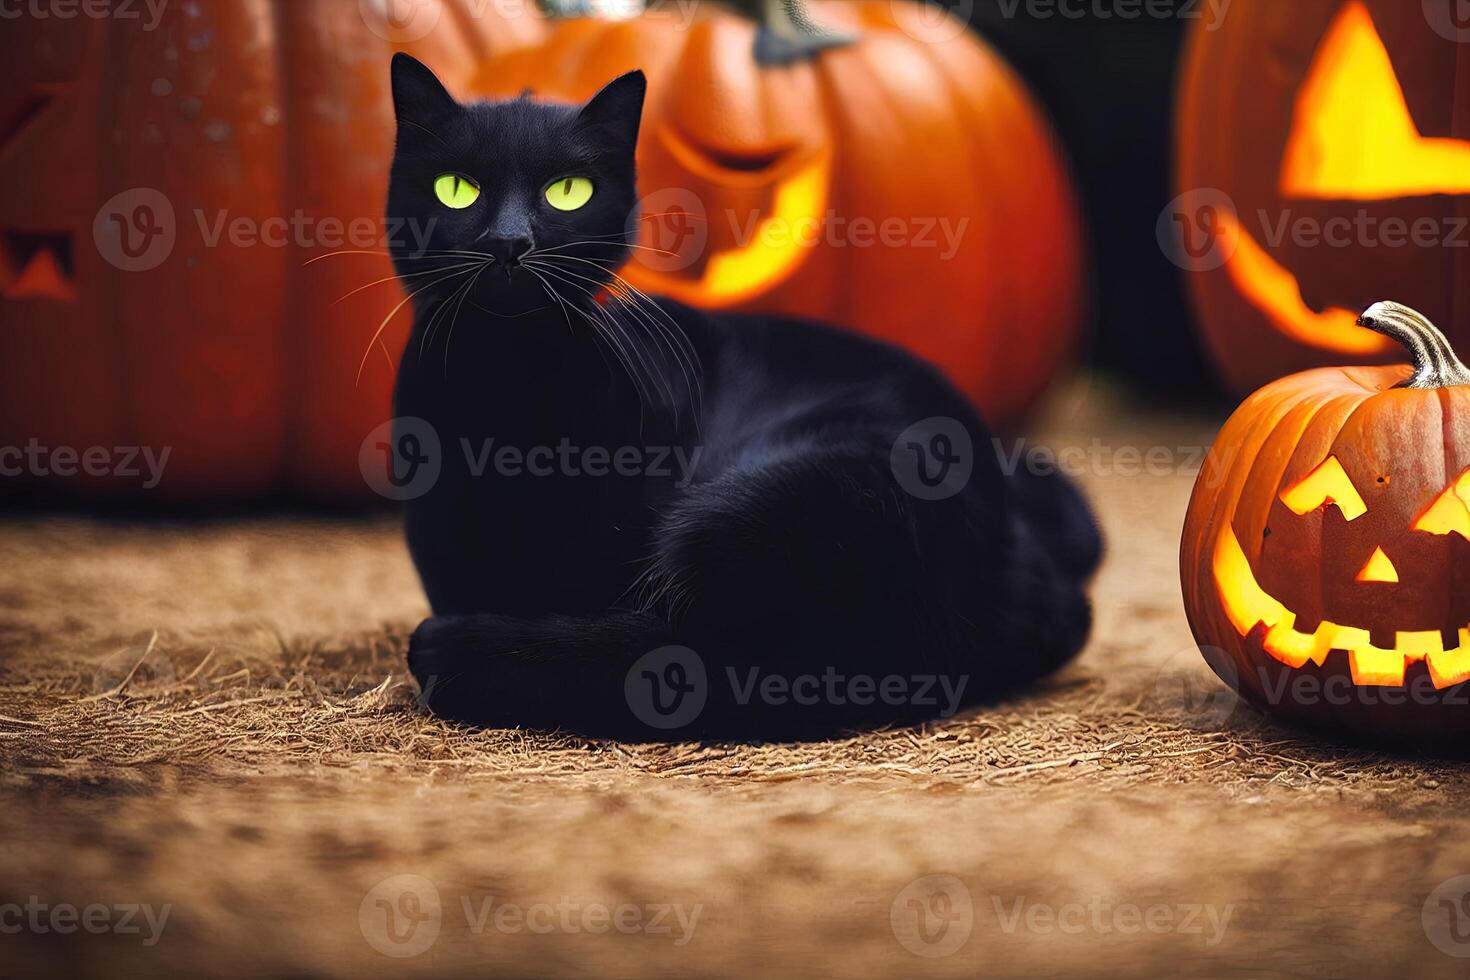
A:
1357;301;1470;389
732;0;856;65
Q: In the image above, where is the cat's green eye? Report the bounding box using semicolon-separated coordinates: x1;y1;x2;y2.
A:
435;173;480;210
545;176;594;212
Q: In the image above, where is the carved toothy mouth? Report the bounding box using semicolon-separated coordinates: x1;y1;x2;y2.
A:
1213;526;1470;689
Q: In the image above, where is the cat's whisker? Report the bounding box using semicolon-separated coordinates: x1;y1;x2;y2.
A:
531;252;703;375
536;273;662;413
440;266;488;376
529;238;681;258
335;260;487;307
524;257;703;426
523;261;663;413
420;265;484;360
356;264;483;387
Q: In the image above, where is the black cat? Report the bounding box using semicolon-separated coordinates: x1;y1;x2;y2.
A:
388;54;1101;740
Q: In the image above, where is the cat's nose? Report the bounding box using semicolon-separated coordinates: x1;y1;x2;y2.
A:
484;236;533;271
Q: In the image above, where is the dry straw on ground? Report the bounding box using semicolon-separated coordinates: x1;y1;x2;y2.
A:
4;391;1469;978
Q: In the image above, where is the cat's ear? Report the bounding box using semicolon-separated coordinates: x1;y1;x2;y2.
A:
575;70;647;155
392;53;459;129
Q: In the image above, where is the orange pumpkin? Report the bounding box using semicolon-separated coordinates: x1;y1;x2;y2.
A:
1176;0;1470;394
1182;301;1470;739
472;0;1084;428
0;0;542;501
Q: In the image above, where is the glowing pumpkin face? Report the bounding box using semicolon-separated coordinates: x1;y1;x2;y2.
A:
469;0;1085;429
1177;0;1470;393
1182;302;1470;740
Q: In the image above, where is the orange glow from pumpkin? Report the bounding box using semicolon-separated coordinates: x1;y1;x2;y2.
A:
702;156;829;304
1413;470;1470;540
1281;2;1470;200
1355;546;1398;583
1217;210;1393;356
1279;455;1368;520
1212;526;1470;688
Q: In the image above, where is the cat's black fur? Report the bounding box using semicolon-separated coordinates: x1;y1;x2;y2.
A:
388;54;1101;740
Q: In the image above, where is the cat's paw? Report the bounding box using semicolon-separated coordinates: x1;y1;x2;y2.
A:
406;616;461;686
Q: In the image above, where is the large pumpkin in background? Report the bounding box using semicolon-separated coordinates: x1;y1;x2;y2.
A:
1177;0;1470;394
474;0;1084;428
1182;302;1470;740
0;0;542;501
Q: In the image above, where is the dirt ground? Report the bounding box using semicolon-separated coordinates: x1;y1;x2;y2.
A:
5;382;1470;979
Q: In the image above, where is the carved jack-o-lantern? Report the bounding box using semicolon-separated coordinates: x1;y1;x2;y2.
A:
471;0;1084;428
1177;1;1470;393
0;1;543;500
1182;302;1470;738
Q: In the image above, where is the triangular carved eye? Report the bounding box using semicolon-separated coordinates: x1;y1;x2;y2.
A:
1356;547;1399;583
1280;456;1367;521
1281;0;1470;200
1413;470;1470;540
